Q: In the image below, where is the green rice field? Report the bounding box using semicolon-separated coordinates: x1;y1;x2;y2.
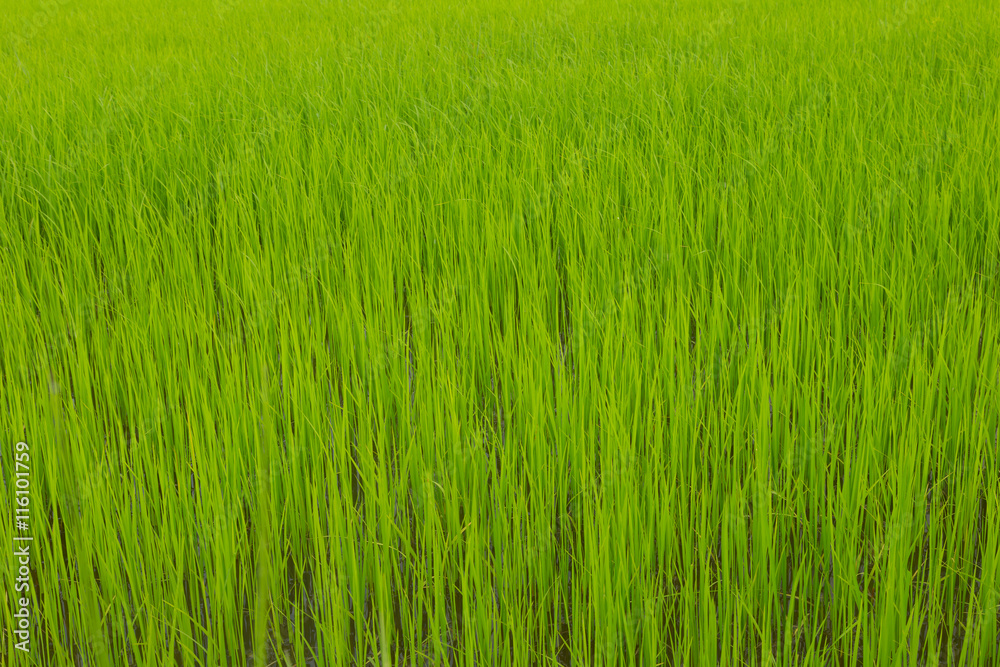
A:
1;0;999;665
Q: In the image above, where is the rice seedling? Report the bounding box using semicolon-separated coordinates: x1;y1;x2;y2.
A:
1;0;998;665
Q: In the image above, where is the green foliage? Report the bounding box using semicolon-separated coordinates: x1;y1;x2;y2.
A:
1;0;998;664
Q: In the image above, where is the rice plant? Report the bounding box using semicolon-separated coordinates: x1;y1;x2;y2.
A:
1;0;998;665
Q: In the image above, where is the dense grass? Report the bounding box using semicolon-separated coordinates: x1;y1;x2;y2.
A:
2;0;999;665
